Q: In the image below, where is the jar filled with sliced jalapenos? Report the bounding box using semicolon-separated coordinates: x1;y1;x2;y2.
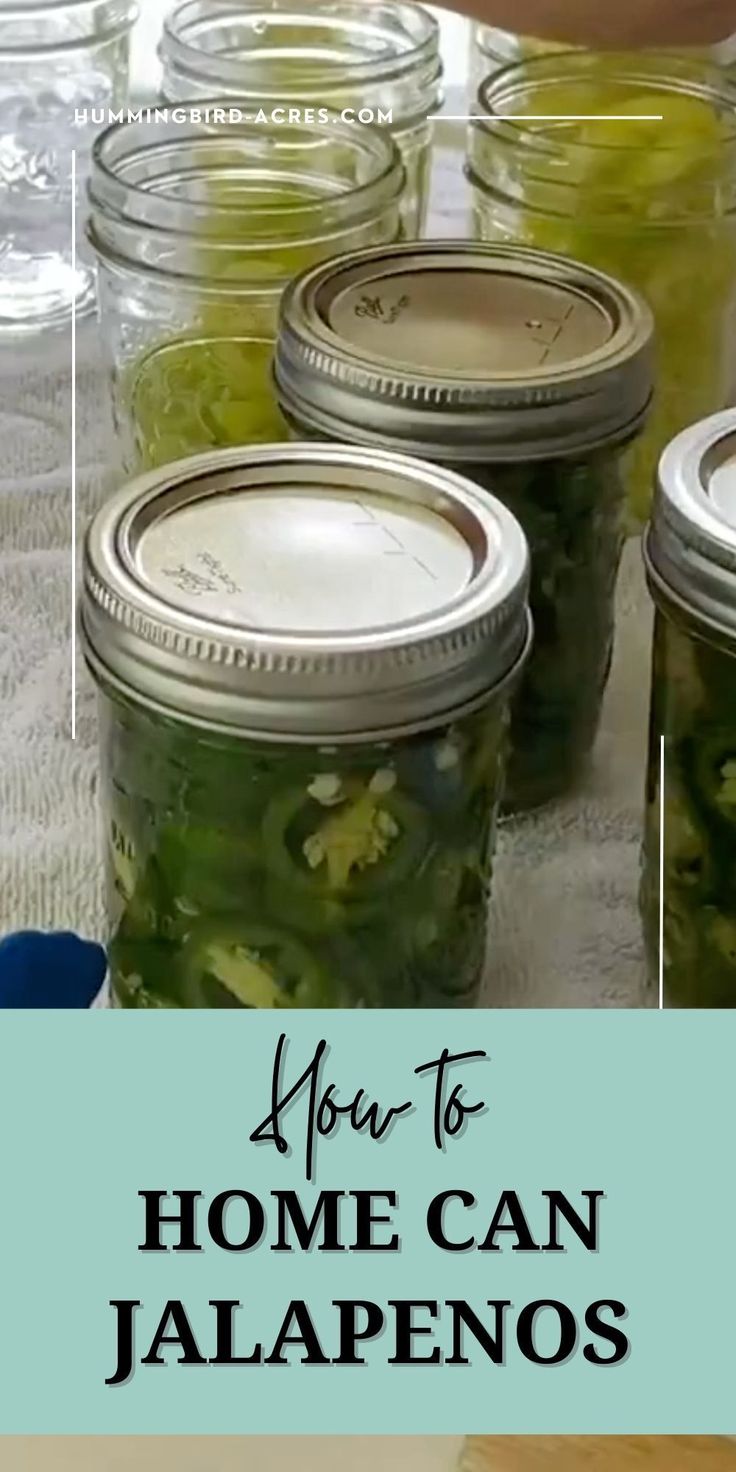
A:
642;409;736;1007
81;443;531;1009
275;242;654;811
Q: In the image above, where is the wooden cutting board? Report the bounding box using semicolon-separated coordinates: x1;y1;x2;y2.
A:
465;1439;736;1470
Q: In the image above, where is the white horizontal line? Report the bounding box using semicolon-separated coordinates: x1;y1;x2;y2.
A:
431;113;665;122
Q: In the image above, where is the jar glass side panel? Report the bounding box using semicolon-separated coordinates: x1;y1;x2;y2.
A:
98;266;290;473
463;450;626;812
0;17;132;333
391;120;431;234
642;609;736;1008
156;98;431;238
96;192;403;474
99;689;510;1009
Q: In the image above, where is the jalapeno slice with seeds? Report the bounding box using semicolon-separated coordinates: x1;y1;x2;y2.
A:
103;694;506;1009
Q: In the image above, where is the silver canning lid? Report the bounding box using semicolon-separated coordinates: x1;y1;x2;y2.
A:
646;408;736;641
275;241;654;462
81;443;530;741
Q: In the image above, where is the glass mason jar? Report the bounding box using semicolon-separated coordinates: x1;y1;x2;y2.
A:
469;26;571;95
468;29;736;94
642;409;736;1008
80;442;531;1010
159;0;442;235
0;0;137;335
87;107;404;474
275;241;653;813
467;53;736;531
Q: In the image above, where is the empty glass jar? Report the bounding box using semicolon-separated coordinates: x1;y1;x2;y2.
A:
159;0;442;233
80;443;531;1010
468;53;736;530
642;409;736;1008
0;0;137;334
87;107;404;472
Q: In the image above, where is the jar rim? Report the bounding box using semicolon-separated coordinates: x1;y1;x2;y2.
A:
88;106;405;263
473;23;559;64
0;0;134;11
0;0;138;51
475;50;736;158
161;0;440;99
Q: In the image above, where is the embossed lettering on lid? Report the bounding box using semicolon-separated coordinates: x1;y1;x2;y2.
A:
326;268;613;374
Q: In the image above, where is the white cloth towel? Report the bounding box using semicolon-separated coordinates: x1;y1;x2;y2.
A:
0;154;653;1007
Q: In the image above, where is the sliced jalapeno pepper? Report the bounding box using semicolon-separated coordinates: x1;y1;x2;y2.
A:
681;729;736;842
180;920;339;1009
103;684;505;1011
643;613;736;1008
262;785;431;904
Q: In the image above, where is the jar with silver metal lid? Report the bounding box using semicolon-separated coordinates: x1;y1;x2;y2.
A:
81;442;531;1010
642;409;736;1007
275;241;654;811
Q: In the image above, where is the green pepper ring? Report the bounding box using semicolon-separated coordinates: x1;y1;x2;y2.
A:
261;787;433;906
156;822;262;917
682;730;736;838
178;920;337;1009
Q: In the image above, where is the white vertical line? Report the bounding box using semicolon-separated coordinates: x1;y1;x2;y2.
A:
659;734;665;1011
71;149;77;743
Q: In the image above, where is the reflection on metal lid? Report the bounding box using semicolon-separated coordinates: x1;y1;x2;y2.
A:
136;485;474;634
326;267;613;374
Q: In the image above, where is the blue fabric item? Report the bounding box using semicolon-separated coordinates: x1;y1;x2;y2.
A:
0;932;107;1009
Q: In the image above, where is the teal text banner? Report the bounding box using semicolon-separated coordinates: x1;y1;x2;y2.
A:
0;1011;732;1434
